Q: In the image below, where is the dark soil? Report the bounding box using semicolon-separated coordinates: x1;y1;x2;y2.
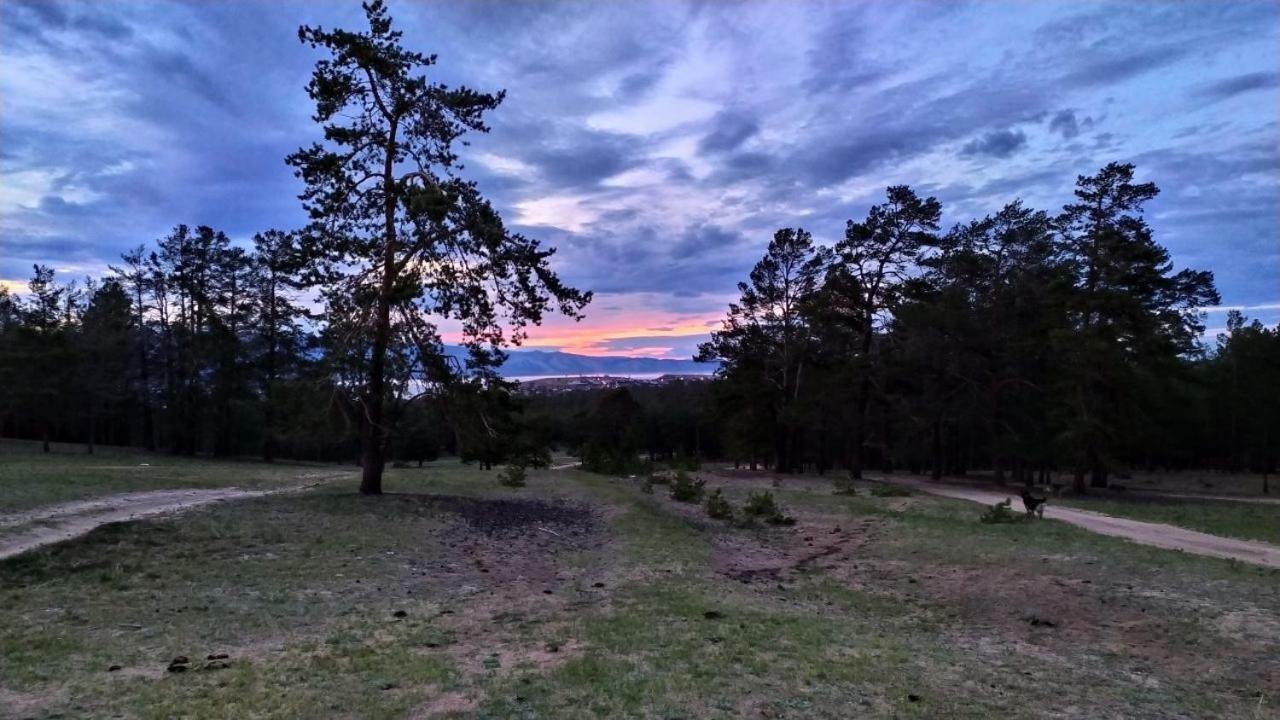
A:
383;493;596;538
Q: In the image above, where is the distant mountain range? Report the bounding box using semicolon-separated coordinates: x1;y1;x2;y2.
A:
445;346;715;378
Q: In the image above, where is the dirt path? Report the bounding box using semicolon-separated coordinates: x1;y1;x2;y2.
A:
0;475;346;561
879;475;1280;569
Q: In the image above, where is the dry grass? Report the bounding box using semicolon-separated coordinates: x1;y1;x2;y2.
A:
0;454;1276;718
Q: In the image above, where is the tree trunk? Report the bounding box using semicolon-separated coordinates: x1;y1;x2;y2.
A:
880;411;893;474
359;122;401;496
850;318;875;480
930;418;943;480
360;342;389;495
133;276;156;452
86;401;95;455
262;359;276;463
1088;444;1108;488
851;377;870;479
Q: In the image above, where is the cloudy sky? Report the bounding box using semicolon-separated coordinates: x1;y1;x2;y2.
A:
2;0;1277;358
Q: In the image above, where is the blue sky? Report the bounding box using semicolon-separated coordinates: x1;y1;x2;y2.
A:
2;0;1277;358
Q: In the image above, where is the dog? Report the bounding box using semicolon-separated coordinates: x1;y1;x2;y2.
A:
1020;489;1047;519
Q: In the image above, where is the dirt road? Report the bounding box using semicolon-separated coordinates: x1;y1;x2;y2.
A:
881;475;1280;569
0;475;346;561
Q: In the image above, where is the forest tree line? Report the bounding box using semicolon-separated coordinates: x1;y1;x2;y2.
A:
1;161;1276;495
689;162;1278;493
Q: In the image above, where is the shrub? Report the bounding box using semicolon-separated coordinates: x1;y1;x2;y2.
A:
741;491;796;526
870;483;913;498
498;464;527;488
704;488;733;520
979;498;1028;524
669;471;706;503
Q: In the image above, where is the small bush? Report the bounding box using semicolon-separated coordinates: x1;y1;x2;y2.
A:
669;471;706;503
979;498;1028;524
498;465;527;488
870;483;913;497
741;491;796;526
704;488;733;520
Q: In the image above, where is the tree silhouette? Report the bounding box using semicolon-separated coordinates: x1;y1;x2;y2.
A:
288;0;589;493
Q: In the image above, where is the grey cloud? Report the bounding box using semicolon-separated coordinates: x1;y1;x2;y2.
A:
960;129;1028;158
70;11;133;40
141;47;233;110
698;110;759;154
616;68;664;100
1061;45;1187;88
11;0;68;25
528;138;635;188
1048;110;1079;139
1195;72;1280;102
3;1;133;45
668;225;744;259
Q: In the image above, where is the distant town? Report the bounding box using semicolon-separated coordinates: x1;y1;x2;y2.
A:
513;374;714;395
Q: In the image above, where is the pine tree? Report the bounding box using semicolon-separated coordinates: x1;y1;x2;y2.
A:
287;1;588;494
1057;163;1218;491
833;187;941;478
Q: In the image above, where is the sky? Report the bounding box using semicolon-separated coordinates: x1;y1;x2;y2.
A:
1;0;1277;359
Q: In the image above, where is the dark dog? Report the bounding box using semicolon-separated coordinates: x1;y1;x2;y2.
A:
1020;489;1047;518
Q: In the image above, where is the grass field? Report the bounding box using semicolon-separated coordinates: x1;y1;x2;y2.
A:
1;454;1278;718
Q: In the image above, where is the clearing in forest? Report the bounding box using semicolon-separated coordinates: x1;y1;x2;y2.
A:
1;455;1277;719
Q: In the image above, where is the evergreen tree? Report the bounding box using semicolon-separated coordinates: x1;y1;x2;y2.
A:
288;0;589;494
833;186;941;478
77;280;136;453
698;228;828;472
1056;163;1218;491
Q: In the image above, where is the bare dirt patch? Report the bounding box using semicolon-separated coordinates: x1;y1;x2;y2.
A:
0;684;62;719
716;516;881;588
411;687;478;718
378;494;608;684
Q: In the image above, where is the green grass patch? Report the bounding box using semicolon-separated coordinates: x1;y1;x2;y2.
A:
0;442;352;512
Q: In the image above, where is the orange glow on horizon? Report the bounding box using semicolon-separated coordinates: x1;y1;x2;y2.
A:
444;309;724;359
520;311;721;357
